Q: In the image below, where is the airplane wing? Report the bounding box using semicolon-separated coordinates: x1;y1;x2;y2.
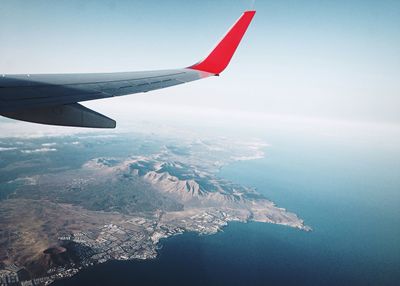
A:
0;10;256;128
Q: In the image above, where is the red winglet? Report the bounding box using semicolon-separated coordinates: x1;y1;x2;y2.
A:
189;10;256;75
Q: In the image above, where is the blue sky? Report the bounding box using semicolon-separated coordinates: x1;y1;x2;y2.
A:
1;0;400;125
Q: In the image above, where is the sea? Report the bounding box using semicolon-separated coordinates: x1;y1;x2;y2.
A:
54;128;400;286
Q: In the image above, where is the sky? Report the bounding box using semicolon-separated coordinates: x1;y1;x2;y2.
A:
1;0;400;126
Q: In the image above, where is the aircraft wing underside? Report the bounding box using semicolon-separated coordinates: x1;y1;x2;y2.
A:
0;69;211;113
0;69;211;128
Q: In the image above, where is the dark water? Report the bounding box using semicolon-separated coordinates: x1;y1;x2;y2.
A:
55;133;400;286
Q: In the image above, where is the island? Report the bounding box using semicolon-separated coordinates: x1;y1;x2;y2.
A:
0;133;311;285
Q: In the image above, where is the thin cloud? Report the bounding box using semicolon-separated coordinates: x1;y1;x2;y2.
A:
41;142;57;147
21;148;57;154
0;147;17;151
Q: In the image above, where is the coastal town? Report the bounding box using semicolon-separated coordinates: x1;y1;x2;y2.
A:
1;210;259;286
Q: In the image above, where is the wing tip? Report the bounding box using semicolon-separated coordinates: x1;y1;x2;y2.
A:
189;10;256;75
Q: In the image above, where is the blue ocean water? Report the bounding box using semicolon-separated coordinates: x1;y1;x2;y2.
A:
55;132;400;286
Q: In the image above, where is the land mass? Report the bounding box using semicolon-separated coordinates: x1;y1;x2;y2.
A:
0;134;310;285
